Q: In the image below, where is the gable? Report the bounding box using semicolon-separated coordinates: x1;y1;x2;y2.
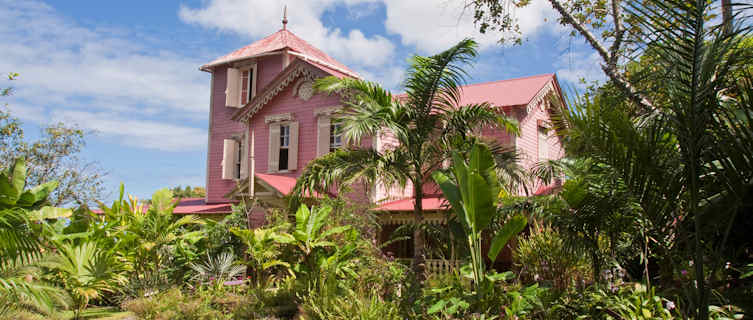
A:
232;59;338;122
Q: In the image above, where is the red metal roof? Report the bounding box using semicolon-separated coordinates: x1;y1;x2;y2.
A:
93;198;233;215
533;184;559;196
371;195;448;212
173;198;234;215
255;173;298;196
396;73;556;108
458;73;555;107
202;28;358;78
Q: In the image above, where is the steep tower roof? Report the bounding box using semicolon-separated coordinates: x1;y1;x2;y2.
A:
201;28;358;78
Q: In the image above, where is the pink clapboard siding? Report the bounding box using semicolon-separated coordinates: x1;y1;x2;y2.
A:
206;55;282;203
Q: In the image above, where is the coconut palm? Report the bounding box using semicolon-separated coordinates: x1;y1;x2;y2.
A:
293;38;519;277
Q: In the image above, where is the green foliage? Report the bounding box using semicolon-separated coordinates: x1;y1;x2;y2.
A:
302;287;402;320
551;283;678;320
514;226;591;290
41;241;127;319
295;38;519;279
231;224;293;288
88;186;204;298
170;185;206;199
0;158;71;316
432;143;527;295
189;252;245;289
122;287;238;320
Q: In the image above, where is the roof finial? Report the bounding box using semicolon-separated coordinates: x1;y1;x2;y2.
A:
282;5;288;30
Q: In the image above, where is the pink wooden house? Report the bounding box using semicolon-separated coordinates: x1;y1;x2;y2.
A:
174;21;566;242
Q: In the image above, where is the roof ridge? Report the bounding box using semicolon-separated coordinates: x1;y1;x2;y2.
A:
459;73;554;89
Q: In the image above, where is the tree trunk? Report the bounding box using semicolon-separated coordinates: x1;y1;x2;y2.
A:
412;179;426;283
722;0;733;36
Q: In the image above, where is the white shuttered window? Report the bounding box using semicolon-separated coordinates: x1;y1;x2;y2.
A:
222;139;239;179
225;68;241;108
267;121;299;172
537;126;549;161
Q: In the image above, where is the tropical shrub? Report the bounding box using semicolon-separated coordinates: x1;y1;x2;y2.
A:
122;287;236;320
92;187;204;298
514;226;591;290
432;143;527;296
41;241;127;319
189;251;245;290
0;158;71;316
549;283;678;320
231;224;293;289
301;287;402;320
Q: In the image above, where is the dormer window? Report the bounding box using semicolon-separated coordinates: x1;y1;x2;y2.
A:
225;64;257;108
240;66;255;105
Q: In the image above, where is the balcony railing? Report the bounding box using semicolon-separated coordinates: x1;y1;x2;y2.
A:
397;258;461;274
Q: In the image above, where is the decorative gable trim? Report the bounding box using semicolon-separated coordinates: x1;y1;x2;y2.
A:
233;60;325;123
525;80;555;114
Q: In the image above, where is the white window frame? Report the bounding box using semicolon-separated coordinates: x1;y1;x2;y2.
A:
329;120;343;152
237;63;257;106
278;124;291;171
537;125;549;161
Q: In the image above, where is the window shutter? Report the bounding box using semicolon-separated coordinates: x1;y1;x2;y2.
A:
537;127;548;161
268;123;280;172
240;132;249;178
225;68;241;108
222;139;238;179
316;116;330;156
288;122;299;170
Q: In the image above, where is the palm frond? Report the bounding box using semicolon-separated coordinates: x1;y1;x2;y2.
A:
291;148;409;202
404;38;478;114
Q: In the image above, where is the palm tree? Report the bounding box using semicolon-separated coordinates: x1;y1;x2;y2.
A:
293;39;518;277
630;1;752;317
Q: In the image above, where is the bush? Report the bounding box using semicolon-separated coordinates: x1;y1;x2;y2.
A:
548;283;679;320
301;287;401;320
232;283;299;320
122;287;239;320
514;226;591;290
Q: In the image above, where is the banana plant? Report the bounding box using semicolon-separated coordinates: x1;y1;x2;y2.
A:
231;225;294;288
432;144;527;295
292;204;350;257
288;204;352;290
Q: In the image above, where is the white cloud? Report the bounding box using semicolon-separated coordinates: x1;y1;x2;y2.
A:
381;0;555;54
556;49;607;89
53;110;207;152
178;0;395;68
179;0;556;62
356;66;405;92
0;0;211;151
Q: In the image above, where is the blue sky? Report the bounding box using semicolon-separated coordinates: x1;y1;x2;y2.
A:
1;0;604;201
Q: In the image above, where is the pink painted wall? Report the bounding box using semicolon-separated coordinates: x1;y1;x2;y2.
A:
372;85;565;202
205;55;283;203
